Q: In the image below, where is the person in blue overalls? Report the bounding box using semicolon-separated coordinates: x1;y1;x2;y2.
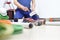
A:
14;0;39;21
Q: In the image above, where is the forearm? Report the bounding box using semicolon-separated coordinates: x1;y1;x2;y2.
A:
14;0;24;9
32;0;35;11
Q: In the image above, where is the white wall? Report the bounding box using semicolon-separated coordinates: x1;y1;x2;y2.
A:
35;0;60;18
0;0;60;18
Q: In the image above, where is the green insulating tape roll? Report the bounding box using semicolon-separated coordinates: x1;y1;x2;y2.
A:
0;23;14;39
12;24;23;34
0;14;9;20
0;26;6;36
0;23;23;38
0;23;14;35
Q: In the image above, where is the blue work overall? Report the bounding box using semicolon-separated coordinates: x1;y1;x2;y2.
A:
14;0;39;20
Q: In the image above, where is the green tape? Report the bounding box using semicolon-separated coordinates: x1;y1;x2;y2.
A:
0;14;9;20
12;24;23;34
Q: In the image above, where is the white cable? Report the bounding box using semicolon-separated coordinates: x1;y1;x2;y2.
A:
0;7;7;16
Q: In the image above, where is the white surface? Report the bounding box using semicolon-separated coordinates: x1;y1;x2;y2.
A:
46;21;60;25
5;25;60;40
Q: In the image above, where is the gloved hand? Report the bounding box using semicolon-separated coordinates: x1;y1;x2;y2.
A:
30;11;39;20
30;11;36;16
